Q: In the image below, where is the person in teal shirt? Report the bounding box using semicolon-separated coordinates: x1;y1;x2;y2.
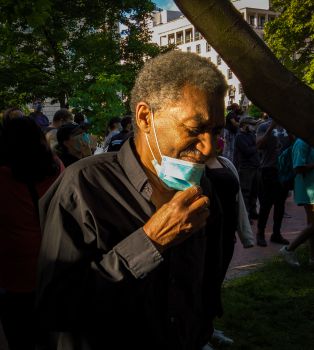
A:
279;138;314;266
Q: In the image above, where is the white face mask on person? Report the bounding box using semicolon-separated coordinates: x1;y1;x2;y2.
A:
145;110;205;191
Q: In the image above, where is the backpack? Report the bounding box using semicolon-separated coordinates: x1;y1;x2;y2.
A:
277;145;295;190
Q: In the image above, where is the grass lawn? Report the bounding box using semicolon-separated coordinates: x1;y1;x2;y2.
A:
215;247;314;350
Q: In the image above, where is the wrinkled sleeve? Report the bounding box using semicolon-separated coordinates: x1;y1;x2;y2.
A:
36;169;163;330
235;134;257;156
293;140;310;169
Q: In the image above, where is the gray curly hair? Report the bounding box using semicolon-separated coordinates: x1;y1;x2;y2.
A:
130;50;228;114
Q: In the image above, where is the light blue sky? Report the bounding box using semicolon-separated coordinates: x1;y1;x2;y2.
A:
154;0;179;11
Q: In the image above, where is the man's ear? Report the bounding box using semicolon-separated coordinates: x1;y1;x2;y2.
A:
135;102;151;133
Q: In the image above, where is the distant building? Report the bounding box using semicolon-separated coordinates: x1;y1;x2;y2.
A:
150;0;278;107
27;98;60;122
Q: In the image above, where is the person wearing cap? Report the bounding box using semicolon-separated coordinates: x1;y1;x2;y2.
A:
73;112;98;154
45;109;73;151
55;122;92;167
234;116;260;222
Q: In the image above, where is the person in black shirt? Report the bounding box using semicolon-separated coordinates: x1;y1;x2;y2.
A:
36;51;228;350
234;116;260;221
222;103;242;163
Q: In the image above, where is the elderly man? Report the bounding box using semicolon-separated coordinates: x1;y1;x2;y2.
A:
36;51;227;350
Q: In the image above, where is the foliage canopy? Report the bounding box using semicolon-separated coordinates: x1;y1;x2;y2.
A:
265;0;314;88
0;0;161;132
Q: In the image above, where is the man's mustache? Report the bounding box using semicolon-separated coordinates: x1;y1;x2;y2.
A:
179;149;208;163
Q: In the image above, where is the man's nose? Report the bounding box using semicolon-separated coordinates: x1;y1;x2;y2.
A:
196;132;213;156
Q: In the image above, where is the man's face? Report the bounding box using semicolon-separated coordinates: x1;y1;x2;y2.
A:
147;84;225;164
64;130;84;156
33;101;43;112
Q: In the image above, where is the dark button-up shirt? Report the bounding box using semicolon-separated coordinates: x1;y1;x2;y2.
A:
234;130;260;169
37;138;223;350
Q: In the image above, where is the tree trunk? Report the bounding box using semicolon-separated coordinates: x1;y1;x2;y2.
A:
58;94;66;108
174;0;314;146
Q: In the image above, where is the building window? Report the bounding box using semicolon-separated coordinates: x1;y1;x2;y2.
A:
185;28;192;43
194;29;202;41
217;55;222;65
228;85;235;98
227;69;233;79
160;35;167;46
249;15;255;26
187;46;191;52
168;33;175;45
238;83;243;94
259;15;265;28
176;31;183;45
268;15;275;21
206;43;211;52
196;44;201;54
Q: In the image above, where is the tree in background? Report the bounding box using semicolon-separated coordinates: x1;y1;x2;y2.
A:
69;74;126;136
265;0;314;89
174;0;314;146
247;104;262;119
0;0;161;133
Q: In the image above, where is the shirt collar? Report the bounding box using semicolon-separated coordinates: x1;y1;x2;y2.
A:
117;137;151;197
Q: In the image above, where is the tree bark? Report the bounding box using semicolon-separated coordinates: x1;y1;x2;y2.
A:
174;0;314;146
58;94;66;108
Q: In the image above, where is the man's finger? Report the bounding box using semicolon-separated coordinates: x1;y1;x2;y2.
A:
173;185;203;206
188;195;210;214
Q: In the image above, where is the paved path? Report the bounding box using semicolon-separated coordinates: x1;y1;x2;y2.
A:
226;194;306;280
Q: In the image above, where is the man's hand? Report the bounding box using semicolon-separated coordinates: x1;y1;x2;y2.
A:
143;186;209;252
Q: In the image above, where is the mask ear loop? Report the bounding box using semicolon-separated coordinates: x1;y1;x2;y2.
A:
150;109;162;159
145;133;156;161
145;109;162;163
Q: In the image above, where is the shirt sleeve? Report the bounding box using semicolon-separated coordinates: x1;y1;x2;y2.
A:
36;169;163;329
235;134;257;156
256;123;267;138
293;140;310;169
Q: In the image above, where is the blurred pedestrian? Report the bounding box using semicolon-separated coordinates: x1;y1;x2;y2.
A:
103;117;121;152
280;139;314;266
234;116;260;222
222;103;242;163
0;117;63;350
107;116;133;152
45;108;73;150
55;122;92;167
29;100;50;131
256;118;290;246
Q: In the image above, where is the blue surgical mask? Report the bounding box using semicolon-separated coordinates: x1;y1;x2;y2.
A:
145;111;205;191
81;132;91;145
